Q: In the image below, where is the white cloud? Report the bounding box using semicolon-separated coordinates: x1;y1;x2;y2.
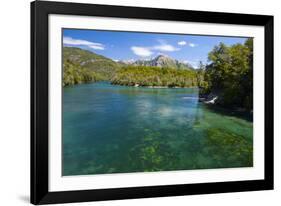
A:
178;41;187;46
131;46;153;57
88;45;105;50
153;44;179;52
131;40;179;57
178;40;197;47
63;36;105;50
188;43;197;48
154;39;179;52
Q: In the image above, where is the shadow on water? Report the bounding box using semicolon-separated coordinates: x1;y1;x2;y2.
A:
203;104;253;122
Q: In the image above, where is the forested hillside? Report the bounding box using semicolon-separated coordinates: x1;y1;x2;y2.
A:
63;47;197;87
63;60;101;86
111;66;197;87
63;47;120;83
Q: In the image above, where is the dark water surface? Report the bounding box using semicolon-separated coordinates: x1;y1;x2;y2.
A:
63;82;253;176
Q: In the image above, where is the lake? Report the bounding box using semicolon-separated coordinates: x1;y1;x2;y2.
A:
63;82;253;176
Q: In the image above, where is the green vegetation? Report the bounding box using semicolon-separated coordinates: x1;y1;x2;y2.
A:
63;47;120;84
63;47;197;88
199;38;253;110
195;61;206;88
111;66;197;87
129;129;179;172
205;127;253;167
63;60;101;86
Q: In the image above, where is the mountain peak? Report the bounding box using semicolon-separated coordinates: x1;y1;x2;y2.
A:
151;54;176;67
64;46;194;70
155;54;172;60
126;54;194;70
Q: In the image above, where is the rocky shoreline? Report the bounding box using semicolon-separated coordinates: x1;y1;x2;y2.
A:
199;91;253;121
199;92;219;104
112;82;197;89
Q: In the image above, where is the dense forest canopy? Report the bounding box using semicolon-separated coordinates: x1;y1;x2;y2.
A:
63;60;101;86
199;38;253;110
111;66;197;87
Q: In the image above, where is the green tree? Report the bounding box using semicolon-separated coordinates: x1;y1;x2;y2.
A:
196;61;206;88
63;59;100;86
111;66;197;87
200;38;253;110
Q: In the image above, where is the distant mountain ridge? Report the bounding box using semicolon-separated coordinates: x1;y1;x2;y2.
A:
119;55;194;70
64;47;194;72
63;46;197;87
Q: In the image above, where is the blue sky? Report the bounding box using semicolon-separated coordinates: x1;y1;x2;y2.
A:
63;29;248;68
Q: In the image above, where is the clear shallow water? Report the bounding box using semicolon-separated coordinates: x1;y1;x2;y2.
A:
63;82;253;176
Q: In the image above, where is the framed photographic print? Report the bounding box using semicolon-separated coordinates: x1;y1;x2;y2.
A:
31;0;274;204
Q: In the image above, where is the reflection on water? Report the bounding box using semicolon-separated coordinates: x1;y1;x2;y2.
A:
63;82;253;176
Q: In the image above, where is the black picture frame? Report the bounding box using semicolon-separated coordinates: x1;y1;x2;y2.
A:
31;0;274;204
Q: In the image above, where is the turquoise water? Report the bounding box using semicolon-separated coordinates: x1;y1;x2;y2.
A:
63;82;253;176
